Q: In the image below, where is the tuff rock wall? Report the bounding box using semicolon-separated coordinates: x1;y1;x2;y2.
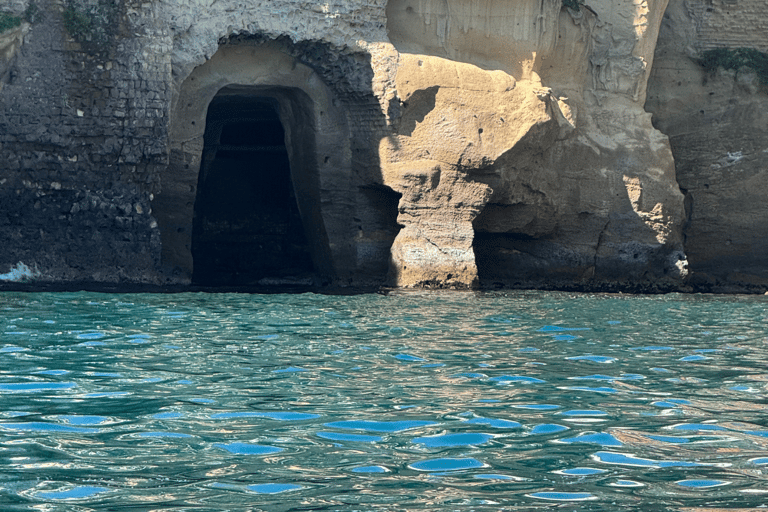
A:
645;0;768;293
383;0;685;290
0;0;762;291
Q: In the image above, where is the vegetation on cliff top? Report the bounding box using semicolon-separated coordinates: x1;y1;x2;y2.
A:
699;47;768;85
63;2;93;42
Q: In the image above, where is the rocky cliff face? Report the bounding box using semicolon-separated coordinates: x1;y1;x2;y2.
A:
0;0;762;291
0;0;164;286
646;0;768;292
382;0;685;290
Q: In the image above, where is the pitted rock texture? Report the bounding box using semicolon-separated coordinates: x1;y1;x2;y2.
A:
0;0;731;292
646;0;768;292
381;0;686;289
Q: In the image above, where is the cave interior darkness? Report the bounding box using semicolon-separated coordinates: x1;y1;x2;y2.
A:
191;94;315;286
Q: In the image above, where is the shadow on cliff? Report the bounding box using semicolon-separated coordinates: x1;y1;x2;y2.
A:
470;129;688;292
395;86;438;136
381;0;688;293
154;34;401;292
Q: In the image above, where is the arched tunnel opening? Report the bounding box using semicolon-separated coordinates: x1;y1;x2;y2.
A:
191;94;315;286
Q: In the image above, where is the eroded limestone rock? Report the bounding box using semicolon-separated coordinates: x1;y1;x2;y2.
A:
646;0;768;292
380;0;686;289
0;0;699;290
0;15;28;93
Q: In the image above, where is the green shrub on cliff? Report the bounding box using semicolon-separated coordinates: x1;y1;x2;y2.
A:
0;12;22;33
561;0;582;11
63;3;93;42
63;0;118;45
699;47;768;85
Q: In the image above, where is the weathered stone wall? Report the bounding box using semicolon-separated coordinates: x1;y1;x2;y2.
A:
0;0;169;284
646;0;768;292
0;0;399;287
1;0;753;292
690;0;768;53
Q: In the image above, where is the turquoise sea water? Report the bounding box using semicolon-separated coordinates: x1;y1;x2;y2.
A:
1;290;767;510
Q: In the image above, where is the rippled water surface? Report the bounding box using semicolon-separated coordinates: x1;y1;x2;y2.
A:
2;290;768;510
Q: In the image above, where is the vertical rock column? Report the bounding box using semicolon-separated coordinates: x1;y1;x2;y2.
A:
386;161;490;288
379;54;553;288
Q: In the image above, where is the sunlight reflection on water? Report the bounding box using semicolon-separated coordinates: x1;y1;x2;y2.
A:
1;290;767;509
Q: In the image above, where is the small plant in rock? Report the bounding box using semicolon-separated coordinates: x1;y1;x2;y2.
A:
63;3;92;42
562;0;583;11
62;0;118;45
699;47;768;85
24;1;39;23
0;12;22;32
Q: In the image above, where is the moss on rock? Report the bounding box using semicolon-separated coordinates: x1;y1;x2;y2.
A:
699;47;768;85
0;12;22;33
62;0;118;45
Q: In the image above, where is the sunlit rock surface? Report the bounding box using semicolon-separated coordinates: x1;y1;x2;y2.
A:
0;0;759;291
382;0;685;289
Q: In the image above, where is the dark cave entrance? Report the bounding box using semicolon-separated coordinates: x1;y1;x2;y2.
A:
472;203;544;289
473;231;535;288
191;94;315;286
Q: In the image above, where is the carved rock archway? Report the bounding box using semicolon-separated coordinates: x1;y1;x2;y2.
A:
154;42;352;285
